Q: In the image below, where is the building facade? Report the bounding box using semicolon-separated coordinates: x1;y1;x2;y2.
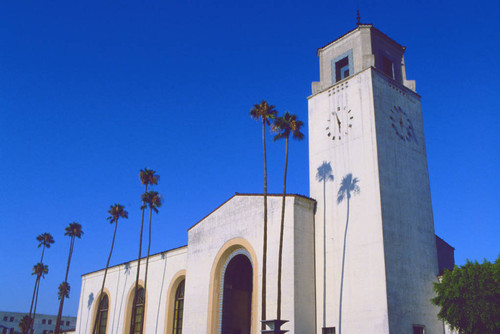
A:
75;24;454;334
0;311;76;334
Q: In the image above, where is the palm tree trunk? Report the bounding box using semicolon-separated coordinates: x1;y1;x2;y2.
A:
261;119;268;329
277;136;289;320
29;244;46;329
31;277;41;334
141;207;153;332
92;222;118;334
28;276;37;323
55;236;75;333
131;184;148;334
338;197;350;334
28;276;39;334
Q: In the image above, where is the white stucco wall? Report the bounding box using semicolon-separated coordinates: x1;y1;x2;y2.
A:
309;50;443;333
309;68;390;334
75;246;187;334
183;194;316;334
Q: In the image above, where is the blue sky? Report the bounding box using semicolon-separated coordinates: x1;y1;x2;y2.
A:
1;0;498;318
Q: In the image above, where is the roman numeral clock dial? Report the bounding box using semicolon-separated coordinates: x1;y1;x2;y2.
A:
326;106;353;141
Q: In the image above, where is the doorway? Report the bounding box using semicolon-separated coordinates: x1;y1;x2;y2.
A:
221;253;253;334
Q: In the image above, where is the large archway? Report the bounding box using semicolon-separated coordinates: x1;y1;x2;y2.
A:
207;239;258;334
221;253;253;334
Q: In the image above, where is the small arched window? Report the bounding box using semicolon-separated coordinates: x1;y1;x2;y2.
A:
94;294;109;334
172;280;185;334
131;287;145;334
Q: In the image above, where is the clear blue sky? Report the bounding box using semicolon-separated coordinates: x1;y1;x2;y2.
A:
1;0;498;318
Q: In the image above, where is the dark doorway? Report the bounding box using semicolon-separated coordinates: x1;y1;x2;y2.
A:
221;254;253;334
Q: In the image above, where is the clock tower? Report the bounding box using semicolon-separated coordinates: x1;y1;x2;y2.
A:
308;24;443;333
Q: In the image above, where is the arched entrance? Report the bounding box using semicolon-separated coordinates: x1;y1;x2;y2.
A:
220;250;253;334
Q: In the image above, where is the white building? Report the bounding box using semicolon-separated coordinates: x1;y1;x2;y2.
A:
0;311;76;334
75;23;454;334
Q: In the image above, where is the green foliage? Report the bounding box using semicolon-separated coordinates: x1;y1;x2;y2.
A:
249;100;277;125
58;282;70;300
431;255;500;334
19;315;31;334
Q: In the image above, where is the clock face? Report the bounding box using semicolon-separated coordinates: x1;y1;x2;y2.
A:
326;106;353;141
389;105;417;143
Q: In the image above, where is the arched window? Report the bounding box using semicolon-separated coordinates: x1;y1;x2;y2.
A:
131;287;145;334
172;280;185;334
94;294;109;334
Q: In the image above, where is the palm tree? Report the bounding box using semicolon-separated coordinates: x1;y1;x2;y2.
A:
57;282;70;300
316;161;334;328
36;232;55;263
19;315;31;334
31;262;49;334
28;233;54;333
272;111;304;321
92;204;128;334
337;173;360;334
250;100;277;328
55;222;83;334
130;168;159;334
140;190;162;331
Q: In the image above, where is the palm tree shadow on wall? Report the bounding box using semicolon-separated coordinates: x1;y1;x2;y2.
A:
84;293;94;334
316;161;334;329
116;262;131;330
337;174;360;334
154;252;168;334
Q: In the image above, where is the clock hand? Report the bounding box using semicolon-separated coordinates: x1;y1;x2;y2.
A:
335;113;341;131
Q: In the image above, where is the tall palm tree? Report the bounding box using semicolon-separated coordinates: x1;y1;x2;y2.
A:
316;161;334;328
31;262;48;334
130;168;159;334
92;204;128;334
250;100;277;328
55;222;83;334
272;112;304;321
337;173;360;334
28;233;54;332
140;190;162;331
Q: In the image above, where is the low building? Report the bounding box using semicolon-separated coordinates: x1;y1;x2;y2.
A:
0;311;76;334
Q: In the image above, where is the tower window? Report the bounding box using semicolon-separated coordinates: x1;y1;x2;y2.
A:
322;327;335;334
382;55;394;79
335;57;350;81
332;49;353;83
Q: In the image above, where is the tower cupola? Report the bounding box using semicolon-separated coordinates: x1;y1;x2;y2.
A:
311;24;416;94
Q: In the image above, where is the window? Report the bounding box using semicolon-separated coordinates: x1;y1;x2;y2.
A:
48;319;52;325
2;328;6;334
131;287;145;334
66;321;70;326
413;325;425;334
335;57;350;81
332;49;353;83
322;328;335;334
43;331;47;334
42;319;46;324
382;55;394;79
172;280;185;334
2;316;7;321
9;317;13;322
9;329;13;334
95;294;109;334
